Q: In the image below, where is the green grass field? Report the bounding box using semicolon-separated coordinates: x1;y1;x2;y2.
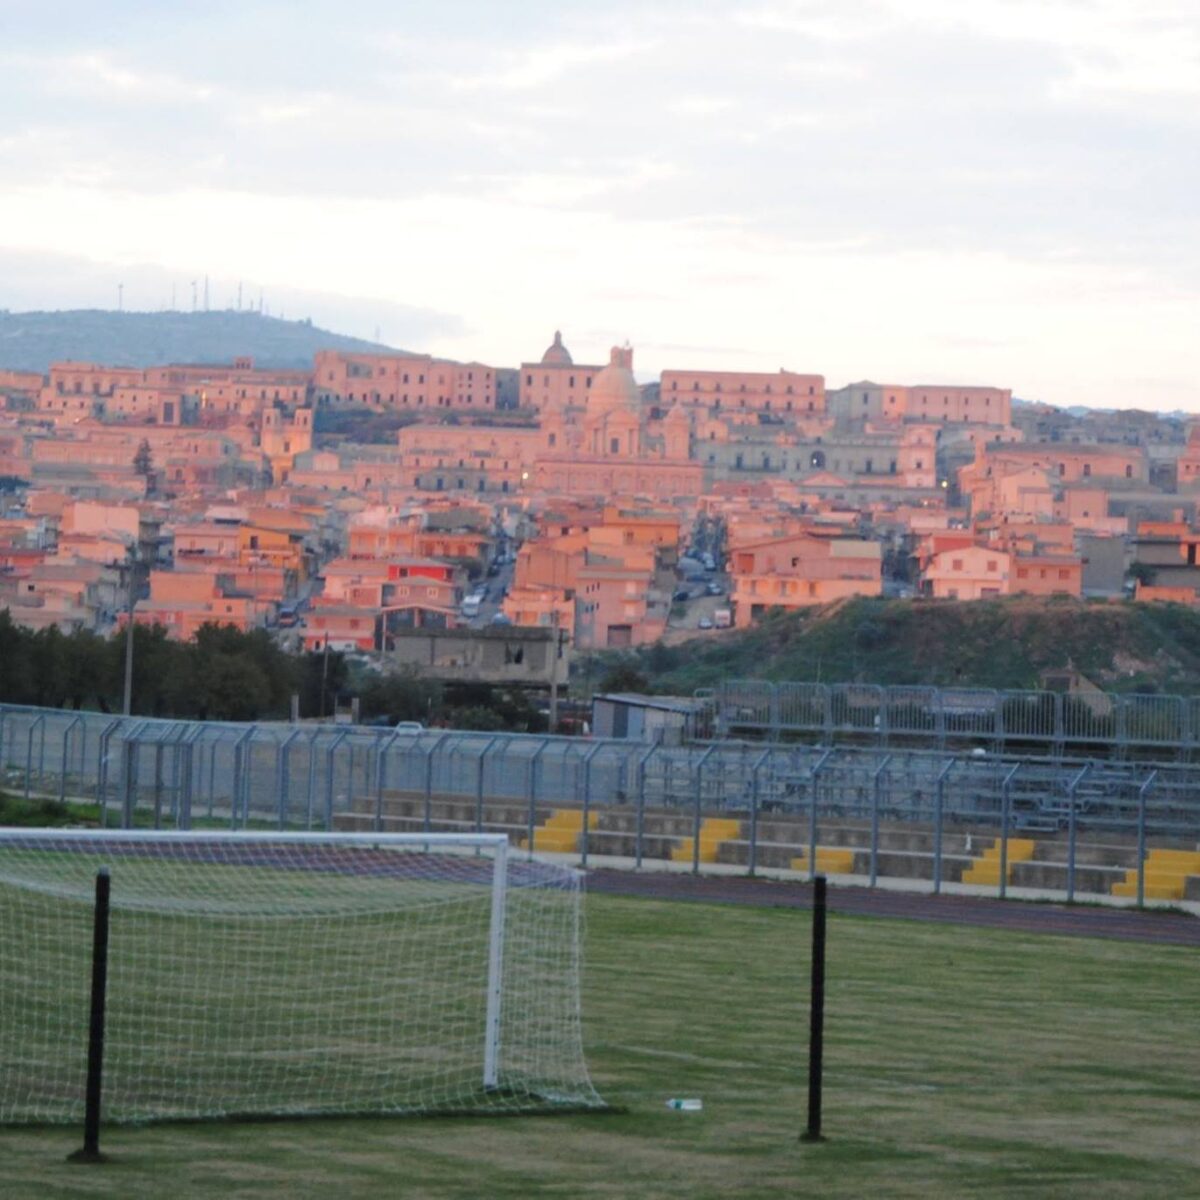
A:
1;893;1197;1199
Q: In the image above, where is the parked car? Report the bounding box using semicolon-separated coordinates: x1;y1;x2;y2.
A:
698;617;714;630
705;582;723;596
673;588;690;603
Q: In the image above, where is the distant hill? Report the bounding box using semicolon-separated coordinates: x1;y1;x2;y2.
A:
605;597;1200;695
0;310;402;373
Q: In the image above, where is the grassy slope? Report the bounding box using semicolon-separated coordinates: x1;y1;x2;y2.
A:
1;894;1196;1199
614;597;1200;694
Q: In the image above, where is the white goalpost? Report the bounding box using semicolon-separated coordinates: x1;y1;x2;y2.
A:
0;830;603;1129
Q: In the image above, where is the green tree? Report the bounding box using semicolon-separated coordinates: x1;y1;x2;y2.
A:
0;609;34;704
597;662;651;694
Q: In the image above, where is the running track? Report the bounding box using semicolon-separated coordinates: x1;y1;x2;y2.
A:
586;869;1200;948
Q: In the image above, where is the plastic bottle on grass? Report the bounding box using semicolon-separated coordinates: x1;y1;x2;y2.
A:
665;1098;703;1111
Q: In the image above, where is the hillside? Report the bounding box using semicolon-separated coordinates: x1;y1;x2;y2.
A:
0;310;400;372
603;597;1200;696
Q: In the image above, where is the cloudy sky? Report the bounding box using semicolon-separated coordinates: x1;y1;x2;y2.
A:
1;0;1197;408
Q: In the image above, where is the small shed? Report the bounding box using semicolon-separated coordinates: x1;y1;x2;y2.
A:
591;693;706;744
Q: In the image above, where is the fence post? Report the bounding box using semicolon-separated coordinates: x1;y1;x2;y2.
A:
96;719;121;823
176;739;190;830
526;738;550;861
870;754;891;888
692;744;719;876
635;741;660;871
1066;762;1091;903
374;731;401;833
476;736;499;834
277;729;302;830
153;741;164;830
808;748;833;882
749;748;771;877
1136;770;1156;909
423;732;450;834
242;725;259;828
121;735;138;828
581;743;604;869
60;714;83;805
324;729;349;832
25;714;44;801
933;757;955;896
999;762;1021;900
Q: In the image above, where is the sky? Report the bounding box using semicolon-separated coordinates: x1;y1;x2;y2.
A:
0;0;1197;409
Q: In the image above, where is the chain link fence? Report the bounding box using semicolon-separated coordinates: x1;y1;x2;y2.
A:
2;703;1198;907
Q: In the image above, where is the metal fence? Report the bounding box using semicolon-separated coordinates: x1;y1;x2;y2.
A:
2;703;1198;907
713;679;1200;758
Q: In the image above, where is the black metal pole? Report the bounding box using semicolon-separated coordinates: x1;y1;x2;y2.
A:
801;874;827;1143
68;869;111;1164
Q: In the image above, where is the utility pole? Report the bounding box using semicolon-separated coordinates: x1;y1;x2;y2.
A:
549;625;565;733
117;283;123;312
203;275;209;312
122;550;138;716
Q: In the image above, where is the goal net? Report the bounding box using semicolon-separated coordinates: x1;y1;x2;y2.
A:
0;830;603;1125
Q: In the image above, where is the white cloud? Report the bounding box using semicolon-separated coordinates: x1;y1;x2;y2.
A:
442;38;657;92
668;96;737;116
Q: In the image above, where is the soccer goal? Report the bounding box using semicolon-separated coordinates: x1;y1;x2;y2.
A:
0;830;603;1128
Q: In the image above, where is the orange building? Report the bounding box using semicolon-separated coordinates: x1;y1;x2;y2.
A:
830;382;1012;426
314;351;495;411
660;368;825;417
730;533;881;626
519;331;603;413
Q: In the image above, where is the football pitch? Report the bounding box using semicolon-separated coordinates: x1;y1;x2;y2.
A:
1;891;1197;1199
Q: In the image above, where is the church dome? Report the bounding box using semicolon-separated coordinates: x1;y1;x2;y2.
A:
541;330;573;366
588;345;640;416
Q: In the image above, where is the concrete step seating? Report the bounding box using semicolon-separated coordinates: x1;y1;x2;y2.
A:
519;808;598;854
1111;849;1200;900
340;794;1175;898
670;818;742;864
960;838;1037;885
790;847;857;875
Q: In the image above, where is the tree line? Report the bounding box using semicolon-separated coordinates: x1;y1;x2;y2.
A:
0;611;546;731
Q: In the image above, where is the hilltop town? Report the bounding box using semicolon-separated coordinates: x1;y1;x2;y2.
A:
3;322;1200;716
